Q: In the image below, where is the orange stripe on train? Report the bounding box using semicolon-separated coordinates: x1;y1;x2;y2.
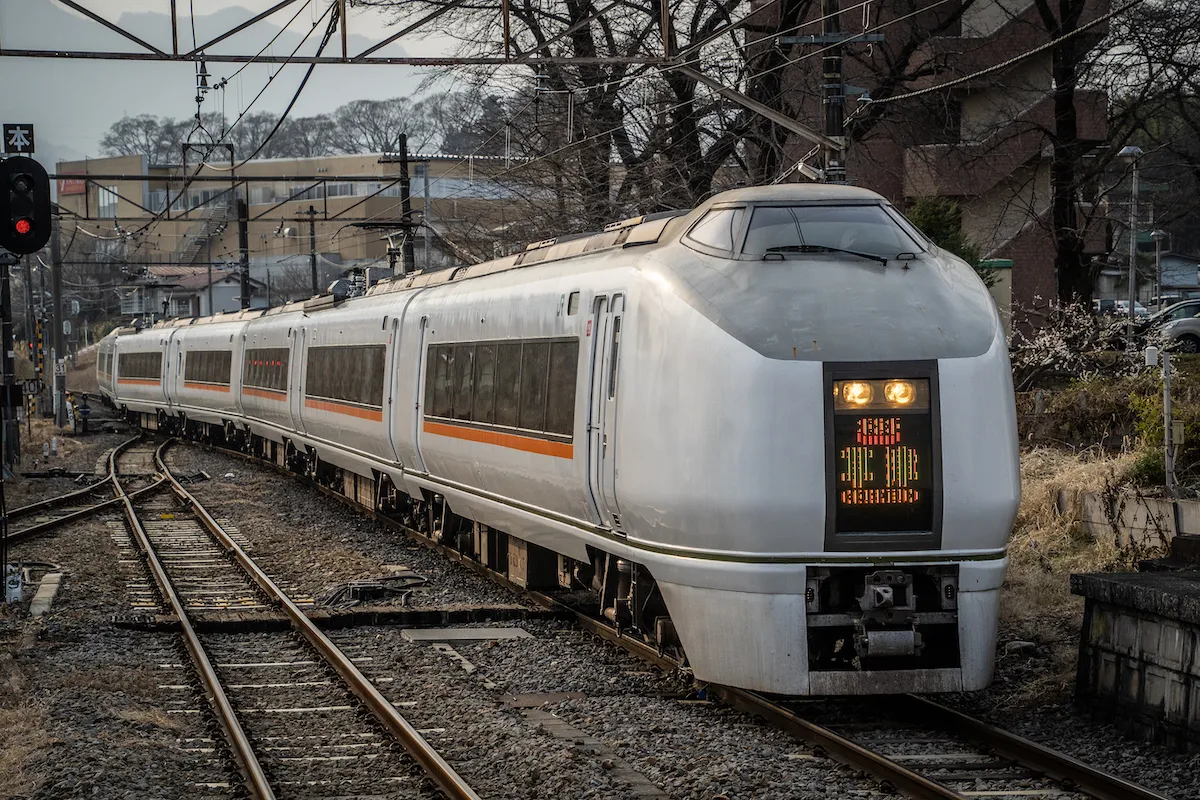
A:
304;397;383;422
183;381;231;393
422;419;574;459
243;386;287;401
117;378;160;386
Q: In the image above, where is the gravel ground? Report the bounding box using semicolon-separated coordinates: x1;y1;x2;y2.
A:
164;445;528;610
335;620;888;800
2;506;235;799
3;431;1197;798
940;624;1200;799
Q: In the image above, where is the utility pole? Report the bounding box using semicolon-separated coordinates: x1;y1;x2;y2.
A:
398;134;416;275
50;217;65;427
237;198;250;310
306;205;318;295
779;7;882;184
22;255;32;352
0;251;18;471
206;235;214;315
821;0;846;183
423;161;432;271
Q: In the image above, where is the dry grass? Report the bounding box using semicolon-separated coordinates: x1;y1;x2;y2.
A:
997;447;1141;705
116;708;184;731
0;702;53;796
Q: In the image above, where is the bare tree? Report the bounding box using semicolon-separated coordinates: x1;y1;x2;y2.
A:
335;97;437;153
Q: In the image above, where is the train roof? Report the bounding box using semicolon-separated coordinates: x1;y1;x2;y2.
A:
120;183;897;331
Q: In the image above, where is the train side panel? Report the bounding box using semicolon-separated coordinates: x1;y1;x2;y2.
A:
298;297;399;473
172;321;247;426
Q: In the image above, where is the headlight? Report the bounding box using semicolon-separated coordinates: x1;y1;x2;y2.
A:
884;380;916;405
841;381;873;405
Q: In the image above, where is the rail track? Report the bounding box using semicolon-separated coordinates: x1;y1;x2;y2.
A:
177;439;1176;800
111;440;482;800
6;434;163;544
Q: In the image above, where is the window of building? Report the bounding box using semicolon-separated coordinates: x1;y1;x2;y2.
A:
184;350;233;384
425;337;579;440
306;345;386;407
98;186;120;219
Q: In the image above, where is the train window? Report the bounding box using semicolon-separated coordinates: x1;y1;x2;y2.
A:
741;204;922;258
473;344;497;424
118;351;162;380
608;317;621;400
685;207;744;252
452;344;475;421
431;346;453;418
567;292;580;315
185;350;232;384
495;342;522;427
244;348;289;391
306;345;386;407
519;342;549;431
545;340;579;435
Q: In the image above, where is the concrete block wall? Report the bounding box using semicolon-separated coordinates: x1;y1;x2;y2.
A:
1058;489;1176;549
1075;598;1200;751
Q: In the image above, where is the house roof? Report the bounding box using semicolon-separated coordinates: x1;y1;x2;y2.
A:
146;265;265;291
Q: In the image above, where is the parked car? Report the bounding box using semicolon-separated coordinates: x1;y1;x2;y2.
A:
1155;300;1200;352
1114;299;1151;321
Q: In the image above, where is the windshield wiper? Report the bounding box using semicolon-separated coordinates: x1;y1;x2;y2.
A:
763;244;890;265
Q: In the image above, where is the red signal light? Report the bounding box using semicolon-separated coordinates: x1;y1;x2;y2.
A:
14;218;32;236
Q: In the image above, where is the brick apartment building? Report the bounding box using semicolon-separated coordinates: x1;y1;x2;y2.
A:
754;0;1111;328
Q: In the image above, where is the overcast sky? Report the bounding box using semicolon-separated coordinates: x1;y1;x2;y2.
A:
0;1;459;166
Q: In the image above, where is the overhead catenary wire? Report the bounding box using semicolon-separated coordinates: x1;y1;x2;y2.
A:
125;1;338;255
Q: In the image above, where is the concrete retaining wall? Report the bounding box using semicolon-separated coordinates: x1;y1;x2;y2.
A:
1072;572;1200;752
1057;489;1182;548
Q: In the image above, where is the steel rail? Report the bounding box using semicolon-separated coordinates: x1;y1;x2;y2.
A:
892;696;1174;800
8;436;170;544
154;440;482;800
9;434;142;519
115;441;277;800
179;440;1174;800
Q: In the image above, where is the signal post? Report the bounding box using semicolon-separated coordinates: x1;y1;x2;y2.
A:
0;154;53;602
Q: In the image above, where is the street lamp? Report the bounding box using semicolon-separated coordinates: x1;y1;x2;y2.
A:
1151;229;1167;308
1119;144;1143;349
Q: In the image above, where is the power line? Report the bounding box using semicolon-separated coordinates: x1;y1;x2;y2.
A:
869;0;1142;105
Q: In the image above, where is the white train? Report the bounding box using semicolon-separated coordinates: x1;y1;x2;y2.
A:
100;184;1019;695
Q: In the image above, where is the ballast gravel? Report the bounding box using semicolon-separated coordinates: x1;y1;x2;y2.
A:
3;432;1197;798
165;445;527;610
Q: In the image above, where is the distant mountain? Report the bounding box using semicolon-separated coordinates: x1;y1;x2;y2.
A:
2;2;425;161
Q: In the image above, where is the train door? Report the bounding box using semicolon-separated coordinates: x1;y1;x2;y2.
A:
600;295;624;523
164;331;181;408
291;327;307;434
385;318;403;464
411;316;428;473
586;294;624;531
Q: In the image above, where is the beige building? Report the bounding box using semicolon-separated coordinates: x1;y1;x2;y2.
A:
55;152;538;310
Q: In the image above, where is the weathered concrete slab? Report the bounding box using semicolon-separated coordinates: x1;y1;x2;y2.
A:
1073;570;1200;751
29;573;62;618
1071;572;1200;626
402;627;532;642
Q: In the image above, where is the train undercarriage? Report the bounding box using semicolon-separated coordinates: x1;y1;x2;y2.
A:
133;409;686;663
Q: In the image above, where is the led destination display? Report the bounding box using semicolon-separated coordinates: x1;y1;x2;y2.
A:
832;379;934;534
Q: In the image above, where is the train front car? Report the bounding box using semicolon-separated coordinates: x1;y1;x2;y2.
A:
622;185;1019;695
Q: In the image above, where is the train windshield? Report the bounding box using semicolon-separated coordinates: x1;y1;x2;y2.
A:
741;205;924;259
